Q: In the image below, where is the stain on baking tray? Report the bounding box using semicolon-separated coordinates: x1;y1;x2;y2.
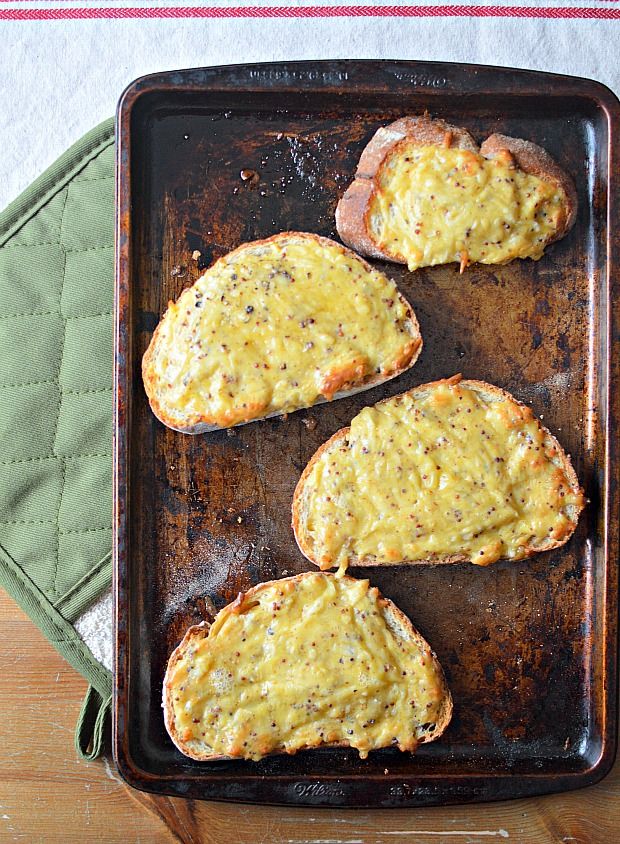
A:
161;117;372;259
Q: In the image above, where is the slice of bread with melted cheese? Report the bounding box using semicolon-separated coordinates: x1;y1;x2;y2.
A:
163;571;452;761
293;375;584;572
143;232;421;433
335;116;577;272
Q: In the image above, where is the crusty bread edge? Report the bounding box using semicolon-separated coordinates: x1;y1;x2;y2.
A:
292;374;585;569
162;571;452;762
335;117;577;264
162;621;213;760
336;117;478;263
142;231;422;434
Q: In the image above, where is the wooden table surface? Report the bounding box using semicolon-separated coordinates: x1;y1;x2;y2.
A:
1;590;617;844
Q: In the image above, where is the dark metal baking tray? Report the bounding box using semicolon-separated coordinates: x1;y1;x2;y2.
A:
113;60;619;806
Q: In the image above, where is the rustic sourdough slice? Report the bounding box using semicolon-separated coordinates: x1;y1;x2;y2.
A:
293;375;585;572
143;232;421;433
335;116;577;272
163;571;452;761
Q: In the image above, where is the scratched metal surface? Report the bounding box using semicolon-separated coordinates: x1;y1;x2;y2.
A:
113;62;619;806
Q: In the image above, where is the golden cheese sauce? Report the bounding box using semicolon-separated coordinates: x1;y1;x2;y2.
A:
149;235;418;428
301;380;583;571
369;145;567;271
168;573;446;761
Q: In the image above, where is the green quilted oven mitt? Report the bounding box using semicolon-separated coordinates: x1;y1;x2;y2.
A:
0;119;115;759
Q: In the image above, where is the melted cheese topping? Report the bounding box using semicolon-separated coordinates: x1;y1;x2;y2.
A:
148;235;418;428
167;573;446;761
369;145;567;271
300;379;583;571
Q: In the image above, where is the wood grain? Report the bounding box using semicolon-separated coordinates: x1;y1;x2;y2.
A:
1;590;618;843
0;591;173;844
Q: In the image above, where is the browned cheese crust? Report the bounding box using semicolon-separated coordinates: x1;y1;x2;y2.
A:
142;232;422;434
162;571;453;762
335;116;577;265
292;374;585;569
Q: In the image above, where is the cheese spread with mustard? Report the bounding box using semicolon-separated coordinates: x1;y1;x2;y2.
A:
146;234;419;429
166;572;447;761
298;378;583;571
369;145;567;271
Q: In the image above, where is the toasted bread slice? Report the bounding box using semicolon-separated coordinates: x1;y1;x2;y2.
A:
142;232;421;433
336;116;577;272
163;571;452;762
293;375;584;572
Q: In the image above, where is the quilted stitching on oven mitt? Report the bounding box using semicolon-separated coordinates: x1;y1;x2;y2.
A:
0;119;115;759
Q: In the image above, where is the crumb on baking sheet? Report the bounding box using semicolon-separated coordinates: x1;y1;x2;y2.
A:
240;168;260;188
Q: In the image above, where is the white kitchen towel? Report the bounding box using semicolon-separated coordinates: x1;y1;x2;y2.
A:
1;0;618;674
2;1;619;210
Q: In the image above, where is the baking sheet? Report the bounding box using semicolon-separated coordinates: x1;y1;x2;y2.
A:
114;61;619;806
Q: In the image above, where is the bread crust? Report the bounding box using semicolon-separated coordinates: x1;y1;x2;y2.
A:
142;232;422;434
335;117;577;265
162;571;452;761
292;374;585;569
